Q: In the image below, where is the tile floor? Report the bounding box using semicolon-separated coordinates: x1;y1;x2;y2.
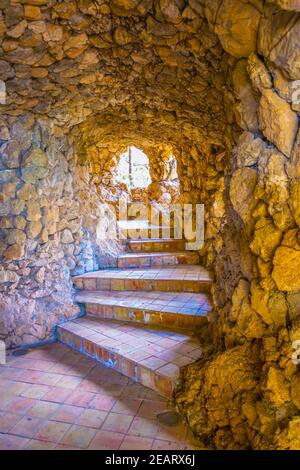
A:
0;343;205;450
57;317;203;397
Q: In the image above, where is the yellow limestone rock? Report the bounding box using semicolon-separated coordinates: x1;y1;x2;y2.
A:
272;246;300;291
264;367;290;407
229;168;257;225
250;217;282;261
259;89;298;157
205;0;261;58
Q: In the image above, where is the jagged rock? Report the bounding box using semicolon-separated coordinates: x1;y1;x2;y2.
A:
259;89;298;157
176;343;260;449
263;366;290;409
250;217;282;261
61;228;74;244
21;148;48;183
258;8;300;80
236;131;265;168
229;168;257;225
24;5;41;21
27;220;42;238
272;246;300;291
247;53;272;93
251;282;273;325
205;0;261;58
276;416;300;449
232;59;259;131
3;243;25;260
26;201;41;221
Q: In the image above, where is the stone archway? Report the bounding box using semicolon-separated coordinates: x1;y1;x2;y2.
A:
0;0;300;450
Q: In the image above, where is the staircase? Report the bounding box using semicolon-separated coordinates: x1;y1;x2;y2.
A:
57;221;212;398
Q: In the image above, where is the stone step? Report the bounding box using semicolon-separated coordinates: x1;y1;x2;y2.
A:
73;265;213;294
57;317;203;398
117;251;200;268
127;238;187;253
76;290;211;330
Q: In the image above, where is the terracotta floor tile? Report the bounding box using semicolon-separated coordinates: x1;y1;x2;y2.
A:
88;430;124;450
42;386;72;403
111;398;142;416
37;372;64;386
4;396;36;414
5;381;29;396
89;394;116;412
121;383;148;399
21;384;50;399
36;420;71;443
55;375;82;390
0;341;198;450
151;439;186;450
140;356;168;370
0;432;29;450
156;421;188;442
0;412;22;433
80;379;107;393
18;369;44;383
76;409;107;428
25;439;56;450
10;416;44;438
55;443;81;450
0;367;23;380
120;435;153;450
13;359;55;372
137;400;170;419
128;416;158;438
51;404;84;424
27;401;59;419
102;412;133;433
64;389;94;407
61;424;97;449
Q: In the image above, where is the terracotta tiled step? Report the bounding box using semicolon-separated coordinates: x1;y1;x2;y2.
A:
73;266;213;294
76;290;211;330
127;238;186;253
117;251;199;268
57;317;202;398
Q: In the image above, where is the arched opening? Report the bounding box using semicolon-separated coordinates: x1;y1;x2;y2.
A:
116;146;151;189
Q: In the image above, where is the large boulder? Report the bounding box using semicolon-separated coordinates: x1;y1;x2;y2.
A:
176;343;260;449
258;8;300;79
259;89;298;157
205;0;261;58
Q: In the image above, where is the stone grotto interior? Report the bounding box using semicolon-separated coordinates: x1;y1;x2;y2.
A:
0;0;300;451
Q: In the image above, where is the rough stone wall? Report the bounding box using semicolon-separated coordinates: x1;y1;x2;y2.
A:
0;115;120;347
1;0;300;449
176;1;300;451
